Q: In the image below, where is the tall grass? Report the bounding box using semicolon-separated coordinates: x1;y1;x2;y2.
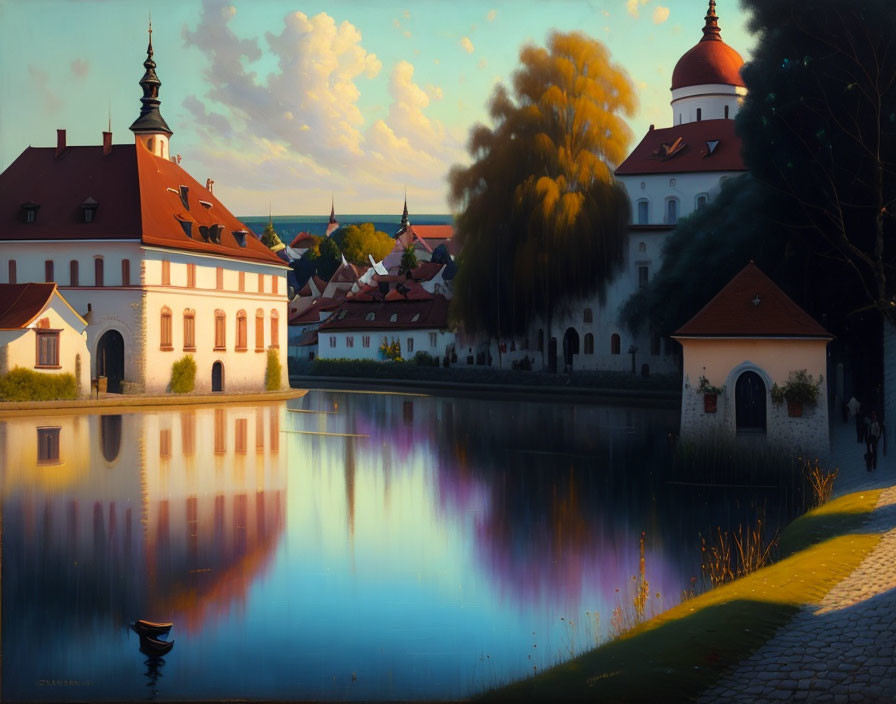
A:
610;531;662;638
700;519;779;588
803;459;838;509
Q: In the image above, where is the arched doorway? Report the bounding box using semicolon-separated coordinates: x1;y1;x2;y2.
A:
736;371;767;434
212;361;224;392
563;328;580;372
96;330;125;393
100;415;122;462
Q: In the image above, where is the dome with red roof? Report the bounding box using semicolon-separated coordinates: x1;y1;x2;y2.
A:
671;0;744;91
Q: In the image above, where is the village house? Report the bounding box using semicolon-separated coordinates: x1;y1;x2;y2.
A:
674;262;832;455
0;28;289;394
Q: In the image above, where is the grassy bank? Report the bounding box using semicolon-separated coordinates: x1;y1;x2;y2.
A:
290;358;681;392
479;488;883;703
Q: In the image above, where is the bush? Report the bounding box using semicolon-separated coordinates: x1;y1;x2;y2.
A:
413;351;439;366
771;369;822;406
170;355;197;394
0;367;78;401
265;349;282;391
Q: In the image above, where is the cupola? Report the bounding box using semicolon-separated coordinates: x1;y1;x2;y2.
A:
129;21;173;159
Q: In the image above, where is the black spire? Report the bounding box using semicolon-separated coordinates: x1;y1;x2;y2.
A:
329;196;337;224
400;191;410;229
129;20;173;136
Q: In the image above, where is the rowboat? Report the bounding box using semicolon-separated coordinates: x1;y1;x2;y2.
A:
139;635;174;656
131;619;173;637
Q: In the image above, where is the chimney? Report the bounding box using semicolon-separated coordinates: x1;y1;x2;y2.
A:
102;131;112;156
56;129;66;158
649;124;655;131
205;178;215;194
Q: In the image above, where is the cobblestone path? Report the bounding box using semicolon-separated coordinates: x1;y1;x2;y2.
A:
697;486;896;703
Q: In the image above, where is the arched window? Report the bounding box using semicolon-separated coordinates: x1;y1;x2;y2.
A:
584;333;594;354
611;333;621;355
270;310;279;348
696;107;702;122
236;310;248;350
69;260;79;286
214;310;226;350
696;194;708;210
94;257;104;286
390;313;398;322
637;199;648;224
183;309;196;350
537;329;544;352
584;308;593;324
160;307;173;350
255;309;265;351
666;198;678;225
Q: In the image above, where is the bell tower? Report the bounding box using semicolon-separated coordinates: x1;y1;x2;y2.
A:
129;20;173;159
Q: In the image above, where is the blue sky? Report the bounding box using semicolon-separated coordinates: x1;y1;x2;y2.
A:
0;0;754;215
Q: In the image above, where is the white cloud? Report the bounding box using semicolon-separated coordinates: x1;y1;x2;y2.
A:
459;36;474;54
486;9;497;22
652;5;670;24
426;84;444;101
625;0;649;19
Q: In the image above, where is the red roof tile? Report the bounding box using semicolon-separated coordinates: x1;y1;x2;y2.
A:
290;231;318;249
289;296;342;325
409;224;454;240
674;263;832;338
671;39;744;91
615;119;746;176
0;283;61;329
319;295;449;332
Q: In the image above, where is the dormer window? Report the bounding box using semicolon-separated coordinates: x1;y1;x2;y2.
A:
705;140;720;156
198;225;210;242
175;212;195;238
389;313;398;322
365;312;375;321
199;200;213;209
179;185;190;210
21;202;40;223
411;313;420;322
209;224;223;244
233;230;248;247
80;197;98;224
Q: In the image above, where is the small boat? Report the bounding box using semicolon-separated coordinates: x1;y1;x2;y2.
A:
139;635;174;656
131;619;173;637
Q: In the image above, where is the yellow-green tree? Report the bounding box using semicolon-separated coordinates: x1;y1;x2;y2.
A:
449;31;635;357
335;223;393;266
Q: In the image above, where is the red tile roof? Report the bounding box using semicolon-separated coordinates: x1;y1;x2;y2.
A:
671;39;744;91
0;141;286;267
409;225;454;240
319;295;449;332
290;231;318;249
289;297;342;325
615;119;746;176
0;283;78;329
674;262;832;338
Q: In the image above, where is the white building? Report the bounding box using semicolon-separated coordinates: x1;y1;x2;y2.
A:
498;0;748;375
0;29;290;394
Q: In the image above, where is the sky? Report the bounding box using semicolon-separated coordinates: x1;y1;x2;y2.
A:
0;0;755;216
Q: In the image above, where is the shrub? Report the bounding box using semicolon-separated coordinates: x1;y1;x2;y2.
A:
170;355;197;394
771;369;822;406
696;375;723;395
413;351;439;366
265;349;282;390
0;367;78;401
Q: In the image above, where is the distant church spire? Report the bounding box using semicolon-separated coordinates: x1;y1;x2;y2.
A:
129;19;173;139
701;0;721;42
400;190;410;230
329;195;337;224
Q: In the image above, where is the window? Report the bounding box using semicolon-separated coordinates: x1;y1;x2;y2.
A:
35;329;59;367
236;310;247;350
24;205;38;223
651;331;661;356
183;310;196;350
365;312;375;321
429;332;437;347
411;313;420;322
666;198;678;225
329;336;336;348
187;263;196;288
584;308;593;324
160;307;173;350
45;260;54;282
161;260;170;286
696;194;708;210
611;333;621;355
214;408;226;454
638;265;649;289
69;260;79;286
637;199;648;225
37;427;61;464
94;258;104;286
258;274;264;293
214;310;226;350
537;329;544;352
407;338;414;353
255;310;265;351
8;260;15;284
160;429;171;459
696;107;702;121
181;412;195;455
216;267;223;290
347;336;354;348
390;313;398;322
238;271;245;292
121;259;130;286
584;333;594;354
362;336;370;348
273;276;279;295
270;310;279;348
235;419;247;454
725;105;730;119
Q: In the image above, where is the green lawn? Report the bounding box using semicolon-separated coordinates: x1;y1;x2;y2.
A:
479;489;883;703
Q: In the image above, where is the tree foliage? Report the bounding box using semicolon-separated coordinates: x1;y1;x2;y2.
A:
333;223;393;266
260;221;284;250
300;235;340;282
400;245;418;273
449;31;636;339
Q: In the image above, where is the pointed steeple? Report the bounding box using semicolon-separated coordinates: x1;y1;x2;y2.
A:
329;195;337;224
400;190;410;230
700;0;721;42
129;19;173;138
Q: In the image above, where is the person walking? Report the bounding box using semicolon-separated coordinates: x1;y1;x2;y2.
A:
866;410;882;471
848;396;863;443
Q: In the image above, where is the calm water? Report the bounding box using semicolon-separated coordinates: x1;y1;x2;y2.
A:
2;391;793;701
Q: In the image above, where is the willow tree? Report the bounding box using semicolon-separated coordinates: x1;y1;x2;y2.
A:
449;31;635;360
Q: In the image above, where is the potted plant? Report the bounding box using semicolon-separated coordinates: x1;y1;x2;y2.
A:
771;370;823;417
697;376;723;413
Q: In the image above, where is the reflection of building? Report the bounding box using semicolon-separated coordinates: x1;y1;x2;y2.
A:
0;283;91;396
0;28;289;394
0;404;287;634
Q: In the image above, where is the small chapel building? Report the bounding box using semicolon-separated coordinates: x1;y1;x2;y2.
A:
674;263;832;455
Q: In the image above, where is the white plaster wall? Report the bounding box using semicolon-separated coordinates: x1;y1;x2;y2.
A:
669;83;747;125
619;171;736;226
318;328;454;361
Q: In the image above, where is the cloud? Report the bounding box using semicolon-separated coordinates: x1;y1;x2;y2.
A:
459;36;474;54
477;58;487;70
486;9;497;22
28;65;62;112
625;0;649;19
652;5;669;24
71;58;90;79
601;9;611;17
425;84;444;101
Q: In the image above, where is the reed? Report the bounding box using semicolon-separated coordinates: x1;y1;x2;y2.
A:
803;459;838;509
610;532;661;638
700;519;779;588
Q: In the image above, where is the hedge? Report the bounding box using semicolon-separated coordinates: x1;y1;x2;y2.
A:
0;367;79;401
170;355;197;394
265;349;282;391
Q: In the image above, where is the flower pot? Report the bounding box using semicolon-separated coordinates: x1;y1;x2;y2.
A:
704;393;718;413
787;400;803;417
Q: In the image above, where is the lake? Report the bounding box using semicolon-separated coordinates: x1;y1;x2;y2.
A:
1;390;796;701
